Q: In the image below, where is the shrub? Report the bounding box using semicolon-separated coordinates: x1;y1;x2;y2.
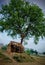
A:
25;49;30;55
13;53;34;62
1;45;7;51
13;55;24;62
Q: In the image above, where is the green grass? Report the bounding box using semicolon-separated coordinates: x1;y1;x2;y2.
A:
13;53;34;62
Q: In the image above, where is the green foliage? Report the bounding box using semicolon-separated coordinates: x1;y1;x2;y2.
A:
1;45;7;51
34;50;38;55
0;0;45;44
13;55;24;62
25;49;30;55
30;49;34;54
43;52;45;54
25;49;38;55
13;53;34;62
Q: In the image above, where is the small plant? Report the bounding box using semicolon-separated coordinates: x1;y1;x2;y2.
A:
25;49;30;55
1;45;7;51
13;53;34;62
13;55;24;62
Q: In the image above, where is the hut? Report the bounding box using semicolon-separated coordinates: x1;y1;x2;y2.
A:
7;41;24;53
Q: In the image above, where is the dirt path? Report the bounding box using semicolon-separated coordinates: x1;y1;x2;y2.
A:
0;62;44;65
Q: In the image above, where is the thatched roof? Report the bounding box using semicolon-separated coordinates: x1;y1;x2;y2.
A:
7;41;24;53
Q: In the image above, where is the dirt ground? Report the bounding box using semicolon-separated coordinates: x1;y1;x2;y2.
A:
0;61;45;65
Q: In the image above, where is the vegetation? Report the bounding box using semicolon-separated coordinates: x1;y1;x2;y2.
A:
1;45;7;51
13;53;34;62
25;48;38;55
25;49;30;55
43;52;45;55
0;50;45;64
0;52;4;58
0;0;45;44
0;52;12;62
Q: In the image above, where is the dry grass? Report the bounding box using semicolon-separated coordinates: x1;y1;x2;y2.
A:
13;53;34;62
0;52;12;63
0;50;45;65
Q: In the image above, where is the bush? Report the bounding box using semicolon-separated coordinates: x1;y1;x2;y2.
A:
13;53;34;62
1;45;7;51
43;52;45;54
13;55;24;62
25;49;30;55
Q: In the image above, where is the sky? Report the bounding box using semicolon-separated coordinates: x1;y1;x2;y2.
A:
0;0;45;53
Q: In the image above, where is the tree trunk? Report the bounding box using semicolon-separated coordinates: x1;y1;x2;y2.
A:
21;34;25;44
21;38;24;44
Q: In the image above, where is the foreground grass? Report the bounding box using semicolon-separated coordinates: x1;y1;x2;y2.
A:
0;52;12;63
0;50;45;65
13;53;34;62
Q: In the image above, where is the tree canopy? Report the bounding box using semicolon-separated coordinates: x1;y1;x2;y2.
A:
0;0;45;44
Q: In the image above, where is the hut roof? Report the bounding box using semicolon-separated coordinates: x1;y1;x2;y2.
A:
8;41;23;47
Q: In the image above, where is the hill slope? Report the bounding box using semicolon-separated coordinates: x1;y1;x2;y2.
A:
0;51;45;65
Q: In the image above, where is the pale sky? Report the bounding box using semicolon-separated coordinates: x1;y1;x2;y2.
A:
0;0;45;53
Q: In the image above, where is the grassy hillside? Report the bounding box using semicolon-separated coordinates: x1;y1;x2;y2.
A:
0;52;12;63
0;50;45;65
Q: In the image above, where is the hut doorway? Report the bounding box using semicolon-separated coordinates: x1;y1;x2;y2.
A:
11;45;15;52
11;44;19;52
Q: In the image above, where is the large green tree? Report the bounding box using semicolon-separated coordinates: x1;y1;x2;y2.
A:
0;0;45;44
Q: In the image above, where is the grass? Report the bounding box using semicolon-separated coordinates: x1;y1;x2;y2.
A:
13;53;34;62
0;50;45;65
0;52;4;57
0;52;12;63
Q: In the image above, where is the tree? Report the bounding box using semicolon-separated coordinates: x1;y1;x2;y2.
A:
30;49;34;54
43;52;45;55
34;50;38;55
0;0;45;44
